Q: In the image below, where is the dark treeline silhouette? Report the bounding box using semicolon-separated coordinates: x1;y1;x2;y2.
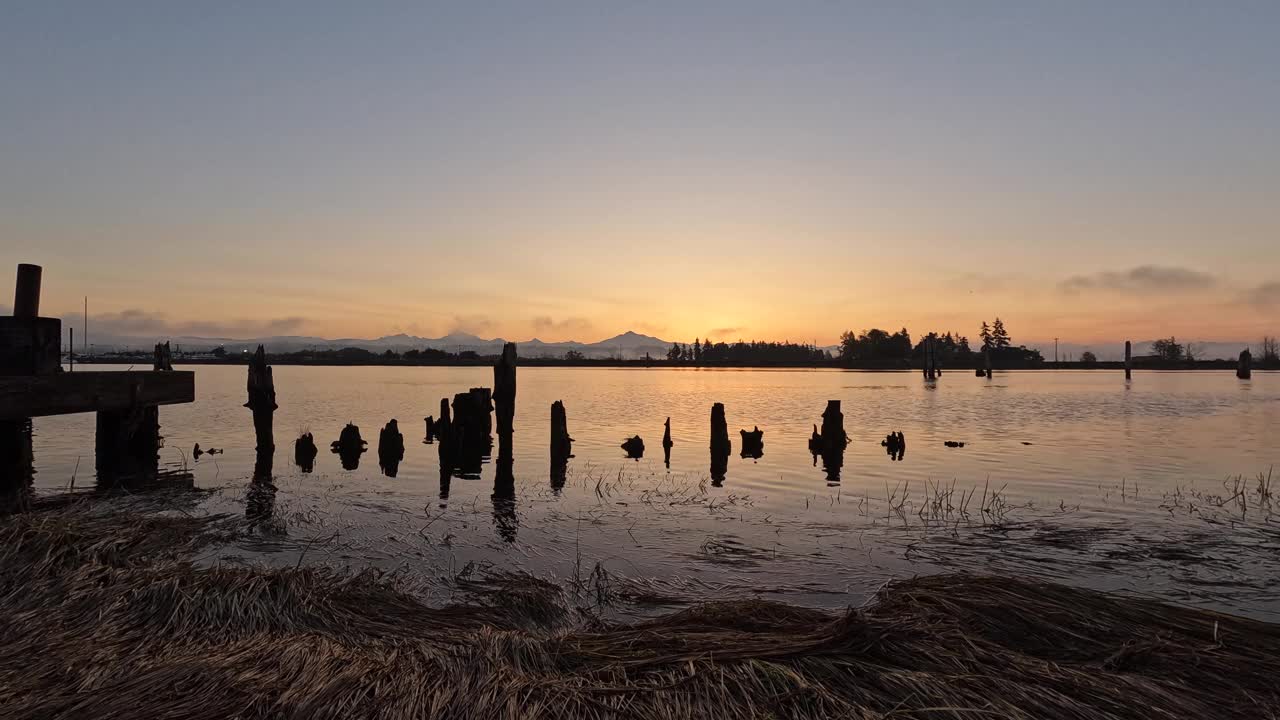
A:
840;319;1044;370
666;339;828;365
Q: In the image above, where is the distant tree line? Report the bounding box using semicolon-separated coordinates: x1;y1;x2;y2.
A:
837;318;1043;369
666;338;829;365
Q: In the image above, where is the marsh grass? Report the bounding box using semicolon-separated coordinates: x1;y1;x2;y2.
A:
3;498;1280;719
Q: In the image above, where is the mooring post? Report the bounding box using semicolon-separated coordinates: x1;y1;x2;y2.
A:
1124;341;1132;380
1238;349;1252;380
244;345;276;453
13;264;41;318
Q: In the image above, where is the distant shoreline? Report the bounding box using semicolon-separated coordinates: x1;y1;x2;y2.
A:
68;356;1270;372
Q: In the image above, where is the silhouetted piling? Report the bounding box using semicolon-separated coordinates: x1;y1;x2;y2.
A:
1125;341;1132;380
924;336;937;380
493;342;517;442
881;431;905;461
985;347;993;378
13;264;41;318
294;432;318;472
244;345;276;453
0;419;34;506
662;417;673;468
449;388;494;477
423;415;435;443
331;423;367;471
710;403;731;456
1238;349;1252;379
550;400;573;459
814;401;849;484
95;405;160;484
436;398;453;473
378;419;405;477
153;341;173;371
739;426;764;460
622;435;645;460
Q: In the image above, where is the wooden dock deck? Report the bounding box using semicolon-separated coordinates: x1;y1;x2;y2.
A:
0;371;194;421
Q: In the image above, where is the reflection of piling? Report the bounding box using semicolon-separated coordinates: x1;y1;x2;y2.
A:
492;455;517;542
1238;349;1252;380
550;400;572;489
377;419;405;477
247;446;276;524
1124;341;1132;380
244;345;276;453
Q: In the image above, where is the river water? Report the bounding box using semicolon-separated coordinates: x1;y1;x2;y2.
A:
27;365;1280;618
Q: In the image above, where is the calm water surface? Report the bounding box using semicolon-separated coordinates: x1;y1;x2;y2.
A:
29;365;1280;618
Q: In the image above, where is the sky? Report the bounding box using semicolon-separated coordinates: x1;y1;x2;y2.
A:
2;1;1278;346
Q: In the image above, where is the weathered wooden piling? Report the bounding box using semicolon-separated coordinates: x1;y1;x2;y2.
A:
1125;341;1132;380
710;403;731;456
621;435;645;459
331;423;367;471
423;415;436;443
0;418;34;503
445;389;493;478
662;417;673;468
1238;349;1252;379
739;426;764;460
493;342;517;441
378;419;405;477
436;398;453;469
924;336;937;380
244;345;276;453
95;405;160;483
153;341;173;371
550;400;573;460
294;432;318;472
815;400;849;483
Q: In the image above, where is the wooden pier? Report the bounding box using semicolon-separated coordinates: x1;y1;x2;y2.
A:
1;264;195;491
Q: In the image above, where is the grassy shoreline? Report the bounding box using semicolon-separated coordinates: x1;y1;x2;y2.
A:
3;497;1279;719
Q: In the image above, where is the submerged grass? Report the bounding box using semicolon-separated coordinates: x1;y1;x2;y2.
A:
2;498;1280;719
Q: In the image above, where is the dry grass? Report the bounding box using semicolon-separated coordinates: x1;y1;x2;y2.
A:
2;499;1279;719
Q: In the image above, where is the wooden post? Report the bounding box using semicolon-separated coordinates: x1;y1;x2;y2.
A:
493;342;517;439
985;347;992;379
68;327;73;372
293;432;318;472
1124;341;1132;380
244;345;276;453
95;405;160;484
13;264;41;318
436;397;453;472
710;403;730;485
423;415;436;442
1238;349;1252;379
0;418;34;504
377;418;405;477
662;417;673;468
330;422;367;471
153;341;173;371
550;400;572;461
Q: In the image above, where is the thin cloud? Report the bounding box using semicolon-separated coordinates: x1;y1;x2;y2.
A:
60;309;308;339
707;327;745;338
1245;281;1280;309
1060;265;1217;295
449;314;495;335
531;315;594;336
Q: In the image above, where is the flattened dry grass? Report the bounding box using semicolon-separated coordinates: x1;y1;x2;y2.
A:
2;500;1279;719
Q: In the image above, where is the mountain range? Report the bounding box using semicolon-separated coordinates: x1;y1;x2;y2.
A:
77;328;1261;362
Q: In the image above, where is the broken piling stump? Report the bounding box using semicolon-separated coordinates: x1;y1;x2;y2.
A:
662;417;673;468
550;400;572;490
710;403;731;456
423;415;436;443
493;342;517;441
378;419;405;477
1125;341;1132;380
331;423;367;471
621;435;645;460
1238;349;1252;379
294;432;318;472
739;426;764;460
